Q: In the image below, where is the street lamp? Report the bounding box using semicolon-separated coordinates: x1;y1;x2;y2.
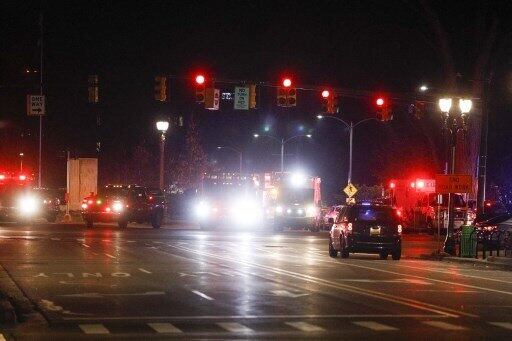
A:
156;119;169;190
253;133;312;172
217;146;243;173
317;114;379;185
438;97;472;255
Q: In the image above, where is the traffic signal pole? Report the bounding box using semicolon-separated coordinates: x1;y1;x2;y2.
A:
38;14;44;188
348;122;353;185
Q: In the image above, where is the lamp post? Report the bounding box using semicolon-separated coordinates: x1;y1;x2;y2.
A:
156;119;169;190
253;133;312;172
439;97;472;255
317;114;378;185
217;146;243;173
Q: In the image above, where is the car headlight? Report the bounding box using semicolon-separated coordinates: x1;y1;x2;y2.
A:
18;196;40;216
306;205;317;217
195;201;209;218
275;206;283;214
112;201;124;212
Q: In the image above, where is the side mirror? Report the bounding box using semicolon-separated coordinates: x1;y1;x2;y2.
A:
328;218;334;224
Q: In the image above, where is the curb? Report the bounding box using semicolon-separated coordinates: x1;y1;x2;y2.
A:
0;265;39;324
418;252;512;270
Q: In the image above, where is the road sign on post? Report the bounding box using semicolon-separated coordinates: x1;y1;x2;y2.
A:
435;174;473;193
27;95;46;116
234;87;249;110
343;183;358;198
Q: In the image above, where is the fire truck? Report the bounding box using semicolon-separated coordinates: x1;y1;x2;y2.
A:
261;172;322;232
0;171;60;223
390;178;469;231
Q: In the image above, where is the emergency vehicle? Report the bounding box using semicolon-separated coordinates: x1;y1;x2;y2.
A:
0;171;60;223
390;178;468;231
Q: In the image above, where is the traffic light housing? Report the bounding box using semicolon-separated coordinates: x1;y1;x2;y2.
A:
88;75;99;103
249;84;257;109
154;75;167;102
375;97;392;122
277;87;297;107
321;90;339;114
195;74;206;103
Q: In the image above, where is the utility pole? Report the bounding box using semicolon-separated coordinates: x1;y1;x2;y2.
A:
38;13;44;188
477;77;491;214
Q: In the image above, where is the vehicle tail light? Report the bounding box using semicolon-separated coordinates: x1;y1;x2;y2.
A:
341;222;353;234
88;200;94;205
397;224;403;235
105;207;111;213
81;203;88;210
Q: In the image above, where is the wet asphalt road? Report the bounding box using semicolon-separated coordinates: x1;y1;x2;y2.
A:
0;222;512;340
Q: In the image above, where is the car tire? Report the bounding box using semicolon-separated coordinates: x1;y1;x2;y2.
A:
85;219;93;228
379;252;389;260
118;220;128;228
340;238;349;258
328;238;338;258
151;210;163;229
391;249;401;260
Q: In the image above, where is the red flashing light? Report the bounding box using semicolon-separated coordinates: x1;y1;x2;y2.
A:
485;202;492;207
376;98;384;106
410;182;416;188
416;180;425;189
19;175;27;181
321;90;330;98
195;75;205;85
389;181;396;189
0;174;5;181
282;78;292;87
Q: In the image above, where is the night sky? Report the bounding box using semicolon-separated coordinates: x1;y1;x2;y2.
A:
1;1;512;202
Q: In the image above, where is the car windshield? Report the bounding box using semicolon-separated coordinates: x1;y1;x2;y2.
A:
349;206;399;224
279;188;314;204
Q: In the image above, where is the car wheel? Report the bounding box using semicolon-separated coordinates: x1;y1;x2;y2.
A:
379;252;389;260
151;210;163;229
85;219;93;228
340;238;349;258
391;249;401;260
118;220;128;228
328;238;338;258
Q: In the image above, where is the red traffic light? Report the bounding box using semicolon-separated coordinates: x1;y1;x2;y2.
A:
195;75;205;85
321;90;330;98
376;98;385;106
282;78;292;87
389;181;396;189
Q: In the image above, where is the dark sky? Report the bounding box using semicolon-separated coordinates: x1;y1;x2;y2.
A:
1;1;512;202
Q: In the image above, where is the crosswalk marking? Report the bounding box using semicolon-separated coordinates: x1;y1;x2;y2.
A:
285;321;325;332
489;322;512;330
139;268;152;274
423;321;467;330
104;253;116;259
79;324;110;334
148;323;182;333
217;322;254;333
353;321;398;331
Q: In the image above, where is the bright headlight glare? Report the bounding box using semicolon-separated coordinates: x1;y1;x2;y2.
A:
306;205;317;217
275;206;283;214
195;201;209;217
112;201;124;212
18;196;39;216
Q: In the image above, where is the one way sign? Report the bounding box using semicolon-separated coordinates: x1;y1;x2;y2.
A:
27;95;46;116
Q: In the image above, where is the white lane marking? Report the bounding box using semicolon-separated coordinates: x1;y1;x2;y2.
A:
423;321;467;330
489;322;512;330
104;253;116;259
169;245;464;318
138;268;152;274
148;322;182;333
353;321;398;331
79;324;110;334
62;314;447;321
0;333;6;341
285;321;325;332
191;290;214;301
50;237;60;241
126;240;136;243
408;289;477;293
82;243;90;248
76;238;85;242
217;322;253;333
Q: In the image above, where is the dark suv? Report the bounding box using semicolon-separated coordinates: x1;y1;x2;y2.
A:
328;204;402;260
81;185;165;228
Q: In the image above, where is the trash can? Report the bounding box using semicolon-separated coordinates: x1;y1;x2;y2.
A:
460;225;477;258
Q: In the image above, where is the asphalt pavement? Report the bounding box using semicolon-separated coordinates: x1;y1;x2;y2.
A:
0;222;512;340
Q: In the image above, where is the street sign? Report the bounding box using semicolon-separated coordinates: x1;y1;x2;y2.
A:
27;95;46;116
234;87;249;110
346;197;356;204
435;174;473;193
205;88;220;110
343;183;358;198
